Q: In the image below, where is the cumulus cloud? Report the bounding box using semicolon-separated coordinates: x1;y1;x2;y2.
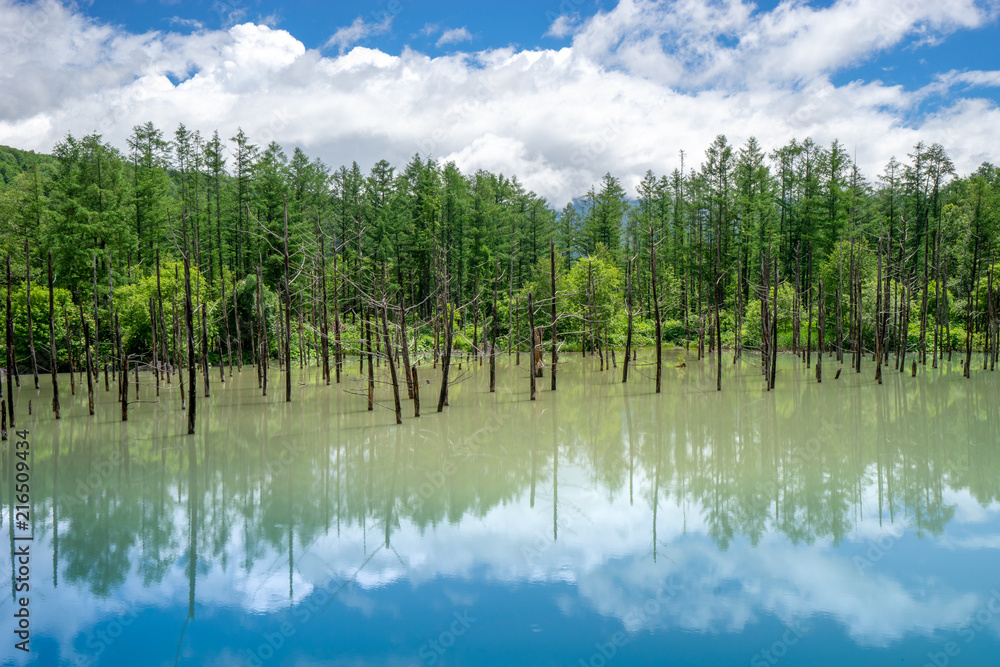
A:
563;0;992;88
0;0;998;206
436;26;473;47
545;14;578;39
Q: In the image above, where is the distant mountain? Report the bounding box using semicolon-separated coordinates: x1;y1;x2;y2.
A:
0;145;57;187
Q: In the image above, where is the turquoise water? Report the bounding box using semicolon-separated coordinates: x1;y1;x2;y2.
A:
2;351;999;666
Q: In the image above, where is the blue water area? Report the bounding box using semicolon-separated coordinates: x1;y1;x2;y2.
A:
2;361;999;666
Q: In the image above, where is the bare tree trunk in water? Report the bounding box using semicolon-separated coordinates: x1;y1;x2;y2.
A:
623;256;633;384
651;226;662;394
528;292;536;401
438;304;454;412
816;279;824;383
380;297;402;424
25;241;38;389
46;252;59;419
551;239;558;391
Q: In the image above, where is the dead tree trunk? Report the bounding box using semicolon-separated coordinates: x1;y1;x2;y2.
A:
514;294;520;367
132;333;139;401
651;232;662;394
944;258;952;361
550;239;558;391
984;257;993;371
257;256;267;396
399;295;413;399
604;323;614;368
761;248;770;387
201;303;210;398
433;290;440;369
233;282;243;373
528;292;537;401
816;279;824;383
4;256;15;425
875;240;883;384
715;223;722;392
920;212;931;366
623;256;633;384
217;335;225;383
472;266;479;361
63;306;75;396
965;236;980;379
836;246;844;364
365;307;374;410
173;268;185;410
805;250;813;369
793;245;801;358
297;295;304;370
770;256;778;391
933;227;942;369
149;297;160;396
412;364;420;418
184;212;197;434
44;252;58;420
735;253;743;364
333;248;343;383
380;299;402;424
276;299;284;375
490;259;498;394
899;268;910;373
283;195;292;402
117;312;127;422
319;236;330;385
156;249;171;384
24;241;38;389
108;255;117;397
82;310;94;415
437;304;453;412
220;260;233;378
855;259;863;374
93;255;102;385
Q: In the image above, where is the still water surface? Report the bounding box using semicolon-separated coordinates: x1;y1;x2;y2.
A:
2;352;999;666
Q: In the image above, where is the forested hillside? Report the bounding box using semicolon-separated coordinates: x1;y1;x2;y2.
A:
0;125;998;386
0;144;57;186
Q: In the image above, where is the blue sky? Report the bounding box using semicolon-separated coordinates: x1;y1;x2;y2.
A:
86;0;574;53
2;0;999;203
79;0;1000;96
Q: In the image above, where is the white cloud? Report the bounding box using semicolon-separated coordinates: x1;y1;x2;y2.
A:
436;26;473;48
545;14;578;39
936;69;1000;89
9;463;996;663
167;16;205;30
565;0;993;88
0;0;998;206
323;14;393;54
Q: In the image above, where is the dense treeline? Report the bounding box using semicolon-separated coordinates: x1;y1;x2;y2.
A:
0;145;57;187
0;126;998;394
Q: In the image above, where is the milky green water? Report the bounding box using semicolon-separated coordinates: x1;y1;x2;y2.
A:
2;351;999;666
